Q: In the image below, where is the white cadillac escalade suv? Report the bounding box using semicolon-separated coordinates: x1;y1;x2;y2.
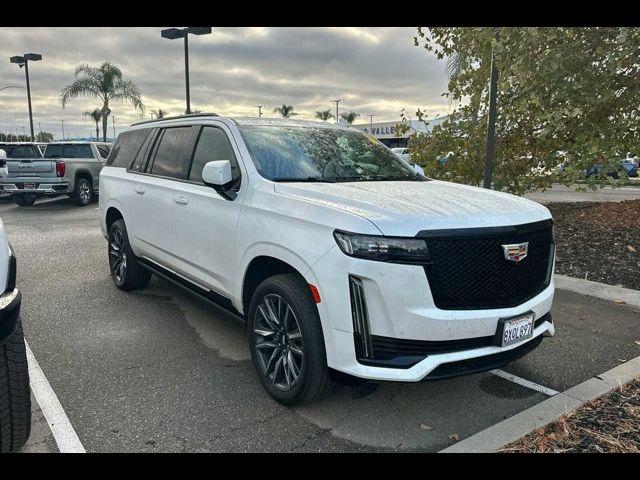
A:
99;114;556;405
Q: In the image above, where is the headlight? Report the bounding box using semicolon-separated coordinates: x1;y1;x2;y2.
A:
333;230;430;264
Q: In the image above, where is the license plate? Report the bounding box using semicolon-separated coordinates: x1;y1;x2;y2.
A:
24;183;35;189
498;313;534;347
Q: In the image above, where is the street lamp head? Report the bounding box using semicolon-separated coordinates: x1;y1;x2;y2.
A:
24;53;42;61
161;28;186;40
187;27;212;36
10;55;25;64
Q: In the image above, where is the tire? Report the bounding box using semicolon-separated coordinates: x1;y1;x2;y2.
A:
13;193;36;207
72;177;92;206
108;219;151;291
0;318;32;453
248;273;335;406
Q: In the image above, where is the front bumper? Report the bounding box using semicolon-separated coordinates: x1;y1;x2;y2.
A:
0;288;21;346
309;245;555;382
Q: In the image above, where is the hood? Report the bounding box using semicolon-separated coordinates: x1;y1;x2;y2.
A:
274;180;551;236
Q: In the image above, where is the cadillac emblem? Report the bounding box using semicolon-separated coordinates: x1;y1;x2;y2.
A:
502;242;529;263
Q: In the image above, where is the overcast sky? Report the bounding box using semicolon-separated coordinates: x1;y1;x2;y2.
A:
0;27;451;139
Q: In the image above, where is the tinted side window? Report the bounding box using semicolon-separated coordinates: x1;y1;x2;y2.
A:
189;127;240;185
97;145;111;159
130;129;157;172
106;130;150;168
149;127;195;179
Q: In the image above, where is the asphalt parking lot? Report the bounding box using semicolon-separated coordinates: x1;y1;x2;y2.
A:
3;194;640;452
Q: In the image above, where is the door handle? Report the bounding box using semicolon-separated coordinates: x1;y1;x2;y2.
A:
134;185;145;194
173;195;189;205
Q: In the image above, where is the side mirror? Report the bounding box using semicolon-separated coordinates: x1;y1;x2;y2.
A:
202;160;237;200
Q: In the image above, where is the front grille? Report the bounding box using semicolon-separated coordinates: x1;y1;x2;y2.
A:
421;220;554;310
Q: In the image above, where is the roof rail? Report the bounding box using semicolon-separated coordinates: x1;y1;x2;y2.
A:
131;112;220;127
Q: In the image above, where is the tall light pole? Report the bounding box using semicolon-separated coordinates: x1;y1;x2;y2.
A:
112;116;116;139
483;29;500;190
61;120;65;140
161;27;212;115
332;99;343;122
368;114;375;132
10;53;42;142
256;105;263;118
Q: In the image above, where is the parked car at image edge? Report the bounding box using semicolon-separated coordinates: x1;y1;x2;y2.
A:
100;114;556;405
0;220;31;452
0;141;112;207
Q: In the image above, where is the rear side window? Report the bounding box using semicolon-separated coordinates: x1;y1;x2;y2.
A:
97;145;111;159
106;130;150;168
149;127;196;179
189;127;240;185
45;144;93;159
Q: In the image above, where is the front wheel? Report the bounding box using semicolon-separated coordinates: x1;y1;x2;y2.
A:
248;274;334;406
12;193;36;207
73;177;92;206
108;219;151;291
0;319;31;452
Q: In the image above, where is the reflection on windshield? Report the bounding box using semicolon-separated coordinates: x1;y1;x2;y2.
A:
239;126;424;182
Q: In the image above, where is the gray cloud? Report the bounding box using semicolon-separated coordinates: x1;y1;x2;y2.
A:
0;27;450;139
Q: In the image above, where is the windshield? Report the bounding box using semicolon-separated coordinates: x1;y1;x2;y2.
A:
44;144;93;159
239;126;424;182
0;144;41;159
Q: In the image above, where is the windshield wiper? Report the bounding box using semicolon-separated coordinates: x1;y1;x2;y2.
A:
271;177;336;183
361;175;419;181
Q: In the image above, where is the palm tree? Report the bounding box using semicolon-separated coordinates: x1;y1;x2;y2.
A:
340;111;360;125
61;61;144;141
151;109;169;119
315;110;334;122
273;104;297;118
84;109;102;141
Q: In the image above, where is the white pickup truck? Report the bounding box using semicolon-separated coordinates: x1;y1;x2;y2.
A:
0;141;111;207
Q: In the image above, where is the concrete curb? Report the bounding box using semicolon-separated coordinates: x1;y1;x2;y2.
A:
554;274;640;309
439;355;640;453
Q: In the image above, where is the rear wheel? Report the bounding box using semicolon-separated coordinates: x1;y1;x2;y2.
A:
248;274;334;406
12;193;36;207
0;318;31;453
73;177;92;206
108;219;151;291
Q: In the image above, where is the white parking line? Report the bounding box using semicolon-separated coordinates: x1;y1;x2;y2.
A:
490;369;560;397
25;341;86;453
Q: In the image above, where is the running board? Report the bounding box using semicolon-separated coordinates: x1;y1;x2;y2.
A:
138;257;245;324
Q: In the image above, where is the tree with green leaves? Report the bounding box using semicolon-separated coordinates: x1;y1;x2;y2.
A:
315;110;334;122
340;111;360;125
273;104;297;118
84;109;102;141
411;27;640;194
61;62;144;141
